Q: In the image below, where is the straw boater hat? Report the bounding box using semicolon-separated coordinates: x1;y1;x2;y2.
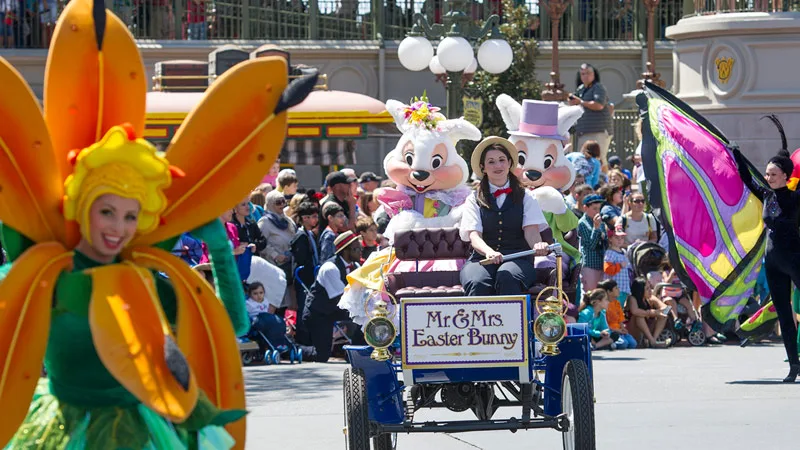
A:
334;230;361;255
470;136;519;179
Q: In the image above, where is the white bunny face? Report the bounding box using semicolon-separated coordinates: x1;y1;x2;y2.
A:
510;136;575;190
495;94;584;192
383;99;481;193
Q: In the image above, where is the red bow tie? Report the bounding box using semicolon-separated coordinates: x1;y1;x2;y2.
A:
493;187;512;198
346;263;355;271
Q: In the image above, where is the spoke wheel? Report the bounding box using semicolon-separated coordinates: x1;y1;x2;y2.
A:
343;368;371;450
373;432;397;450
561;359;596;450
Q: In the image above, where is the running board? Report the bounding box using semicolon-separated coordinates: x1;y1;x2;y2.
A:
376;414;569;434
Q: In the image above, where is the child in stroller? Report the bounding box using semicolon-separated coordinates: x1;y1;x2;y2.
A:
647;266;708;347
240;282;308;365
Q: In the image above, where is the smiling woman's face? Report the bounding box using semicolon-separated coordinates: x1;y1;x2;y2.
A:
83;194;140;262
482;148;512;185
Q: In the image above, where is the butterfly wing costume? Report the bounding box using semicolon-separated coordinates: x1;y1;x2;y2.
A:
0;0;316;448
637;82;768;332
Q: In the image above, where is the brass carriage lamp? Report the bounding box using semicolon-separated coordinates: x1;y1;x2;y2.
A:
533;294;568;356
364;299;397;362
533;244;568;356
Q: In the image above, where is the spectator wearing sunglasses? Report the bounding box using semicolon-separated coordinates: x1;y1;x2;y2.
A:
619;191;658;246
258;191;298;284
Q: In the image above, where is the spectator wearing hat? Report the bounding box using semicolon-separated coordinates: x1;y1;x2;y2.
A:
319;170;357;233
459;137;550;296
578;193;608;291
359;171;382;193
302;230;365;362
341;168;360;200
319;202;350;261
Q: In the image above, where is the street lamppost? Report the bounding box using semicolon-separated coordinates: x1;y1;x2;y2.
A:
396;0;514;119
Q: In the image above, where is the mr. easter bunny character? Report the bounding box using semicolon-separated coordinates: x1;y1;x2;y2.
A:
496;95;584;269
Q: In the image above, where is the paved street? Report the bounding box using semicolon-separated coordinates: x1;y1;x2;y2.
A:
244;343;800;450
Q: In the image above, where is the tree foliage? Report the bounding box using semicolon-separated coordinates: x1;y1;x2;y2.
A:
461;0;542;161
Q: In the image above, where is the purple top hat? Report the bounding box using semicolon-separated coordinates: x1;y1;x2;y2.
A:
508;99;566;140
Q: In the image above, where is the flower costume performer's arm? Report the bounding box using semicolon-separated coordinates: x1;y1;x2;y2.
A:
0;1;317;448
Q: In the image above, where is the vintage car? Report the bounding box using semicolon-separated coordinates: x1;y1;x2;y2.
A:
342;228;596;450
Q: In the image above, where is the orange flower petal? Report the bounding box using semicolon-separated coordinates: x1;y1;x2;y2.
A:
0;243;72;447
44;0;146;185
88;263;198;422
133;57;289;247
128;247;246;447
0;59;66;244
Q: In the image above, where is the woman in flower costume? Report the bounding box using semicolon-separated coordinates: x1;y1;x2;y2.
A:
0;0;315;448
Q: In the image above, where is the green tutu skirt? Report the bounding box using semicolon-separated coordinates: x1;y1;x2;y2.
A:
5;379;239;450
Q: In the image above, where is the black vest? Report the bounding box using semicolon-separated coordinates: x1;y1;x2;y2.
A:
304;256;350;316
470;194;529;261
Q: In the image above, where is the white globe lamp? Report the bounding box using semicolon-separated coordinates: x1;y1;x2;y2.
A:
436;36;474;73
465;57;478;74
398;36;434;71
429;55;446;75
477;39;513;74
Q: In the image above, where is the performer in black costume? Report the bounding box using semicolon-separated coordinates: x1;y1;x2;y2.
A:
732;138;800;382
460;137;550;296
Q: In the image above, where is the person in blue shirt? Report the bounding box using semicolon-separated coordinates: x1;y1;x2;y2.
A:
566;140;602;189
577;288;616;350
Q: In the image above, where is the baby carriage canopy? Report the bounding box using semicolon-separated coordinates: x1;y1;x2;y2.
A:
627;241;667;278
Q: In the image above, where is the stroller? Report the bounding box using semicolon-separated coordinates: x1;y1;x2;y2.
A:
626;241;666;278
238;255;301;365
239;312;304;366
627;242;706;346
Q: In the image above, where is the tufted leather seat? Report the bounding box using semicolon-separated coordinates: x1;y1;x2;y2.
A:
388;228;470;300
387;227;582;303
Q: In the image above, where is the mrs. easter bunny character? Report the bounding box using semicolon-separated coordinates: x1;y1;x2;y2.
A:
339;96;481;328
496;95;584;270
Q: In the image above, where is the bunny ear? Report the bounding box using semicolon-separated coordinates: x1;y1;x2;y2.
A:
495;94;522;132
385;99;410;130
439;118;482;143
557;105;585;138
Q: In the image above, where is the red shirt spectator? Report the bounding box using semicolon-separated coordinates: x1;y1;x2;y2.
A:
187;0;205;23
